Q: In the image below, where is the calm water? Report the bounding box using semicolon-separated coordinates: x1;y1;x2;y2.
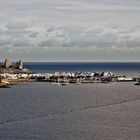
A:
24;62;140;73
0;82;140;139
24;62;140;76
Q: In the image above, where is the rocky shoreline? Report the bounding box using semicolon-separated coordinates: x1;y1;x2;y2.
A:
0;59;34;88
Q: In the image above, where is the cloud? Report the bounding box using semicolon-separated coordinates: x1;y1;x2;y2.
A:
1;21;140;62
39;26;70;47
12;39;31;47
0;0;140;61
0;22;38;49
6;22;29;30
0;22;31;38
28;32;38;38
38;24;140;49
0;39;11;46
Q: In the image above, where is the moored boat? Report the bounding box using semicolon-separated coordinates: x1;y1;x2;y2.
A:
117;76;134;82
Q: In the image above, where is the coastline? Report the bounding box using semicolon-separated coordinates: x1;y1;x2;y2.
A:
0;70;140;88
0;61;140;88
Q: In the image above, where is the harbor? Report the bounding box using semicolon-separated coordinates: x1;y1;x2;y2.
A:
0;60;140;88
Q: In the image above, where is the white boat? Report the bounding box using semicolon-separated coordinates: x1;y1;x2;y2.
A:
52;77;69;86
117;76;133;81
51;82;61;85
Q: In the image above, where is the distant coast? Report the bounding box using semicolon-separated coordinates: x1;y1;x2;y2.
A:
0;60;140;88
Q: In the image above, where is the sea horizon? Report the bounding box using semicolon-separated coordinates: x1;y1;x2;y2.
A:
1;60;140;63
22;62;140;75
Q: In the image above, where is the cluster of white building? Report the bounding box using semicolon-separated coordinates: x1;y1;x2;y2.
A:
0;71;113;79
0;71;136;82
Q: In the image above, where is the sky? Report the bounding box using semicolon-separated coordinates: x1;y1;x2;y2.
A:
0;0;140;62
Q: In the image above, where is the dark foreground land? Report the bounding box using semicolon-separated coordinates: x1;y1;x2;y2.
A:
0;82;140;140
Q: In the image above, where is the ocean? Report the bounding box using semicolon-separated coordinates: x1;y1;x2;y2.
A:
0;82;140;139
0;62;140;140
24;62;140;76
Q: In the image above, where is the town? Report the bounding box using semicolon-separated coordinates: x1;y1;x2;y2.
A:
0;59;140;88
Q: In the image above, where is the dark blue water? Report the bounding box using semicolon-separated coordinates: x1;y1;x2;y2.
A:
24;62;140;73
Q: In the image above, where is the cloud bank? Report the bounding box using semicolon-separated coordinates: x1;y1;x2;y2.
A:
0;0;140;61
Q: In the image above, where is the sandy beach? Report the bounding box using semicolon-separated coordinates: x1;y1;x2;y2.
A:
0;82;140;140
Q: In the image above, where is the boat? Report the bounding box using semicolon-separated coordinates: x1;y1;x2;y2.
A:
51;82;61;85
61;82;69;86
60;79;69;86
135;82;140;85
51;77;69;86
117;76;134;82
135;78;140;85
